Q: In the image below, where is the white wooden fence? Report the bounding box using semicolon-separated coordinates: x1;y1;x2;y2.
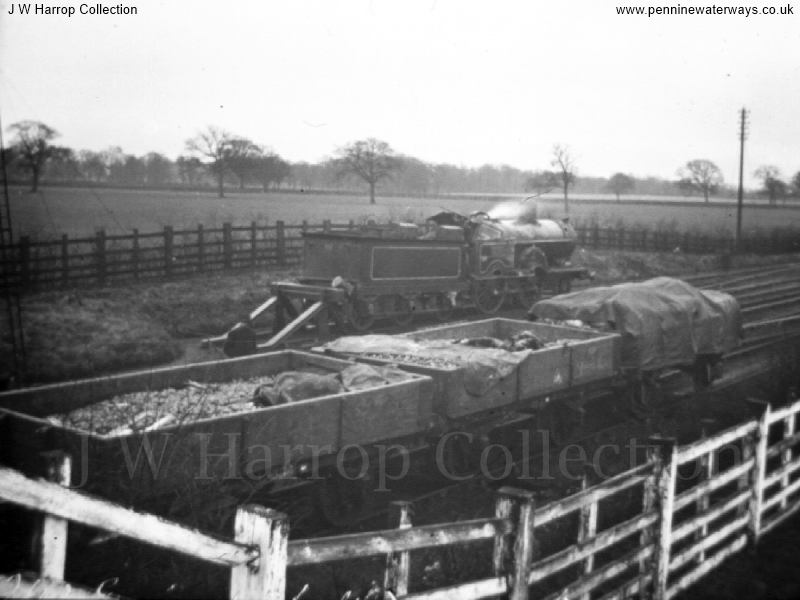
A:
2;397;799;599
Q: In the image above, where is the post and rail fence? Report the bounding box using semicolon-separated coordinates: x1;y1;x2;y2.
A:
1;220;798;292
3;397;800;599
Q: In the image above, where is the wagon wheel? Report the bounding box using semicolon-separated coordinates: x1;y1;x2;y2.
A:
557;278;573;294
345;298;375;332
536;404;578;449
314;472;371;527
440;433;481;479
432;293;455;322
517;275;542;310
473;261;508;314
389;295;415;327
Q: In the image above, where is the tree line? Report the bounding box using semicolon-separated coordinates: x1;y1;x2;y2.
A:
3;121;800;206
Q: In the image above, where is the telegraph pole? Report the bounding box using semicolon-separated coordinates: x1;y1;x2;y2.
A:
735;107;748;251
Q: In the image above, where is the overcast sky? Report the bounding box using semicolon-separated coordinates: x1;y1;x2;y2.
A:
1;0;798;186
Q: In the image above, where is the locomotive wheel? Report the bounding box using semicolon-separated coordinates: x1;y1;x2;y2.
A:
314;472;371;527
473;277;507;314
432;293;455;322
517;276;542;310
389;295;414;327
345;298;375;332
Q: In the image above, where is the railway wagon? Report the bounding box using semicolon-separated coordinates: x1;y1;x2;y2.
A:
0;351;434;507
212;209;590;356
319;318;621;420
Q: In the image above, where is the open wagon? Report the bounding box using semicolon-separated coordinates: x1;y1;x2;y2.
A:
0;351;433;523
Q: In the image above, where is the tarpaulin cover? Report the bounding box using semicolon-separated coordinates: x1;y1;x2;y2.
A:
530;277;742;370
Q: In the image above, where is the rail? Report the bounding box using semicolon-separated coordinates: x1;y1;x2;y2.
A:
3;398;800;599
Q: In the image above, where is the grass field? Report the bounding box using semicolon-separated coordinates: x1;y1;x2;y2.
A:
7;185;800;240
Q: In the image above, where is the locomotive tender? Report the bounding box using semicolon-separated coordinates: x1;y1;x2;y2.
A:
216;207;589;355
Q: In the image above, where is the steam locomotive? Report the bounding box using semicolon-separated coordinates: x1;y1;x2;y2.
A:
218;206;589;355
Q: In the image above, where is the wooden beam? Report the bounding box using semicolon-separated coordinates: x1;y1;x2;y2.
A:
650;437;678;600
258;301;324;350
384;501;412;596
230;505;288;600
0;574;113;599
288;517;510;566
38;452;70;581
508;490;536;600
678;421;757;464
0;465;256;568
533;462;651;527
672;458;753;512
401;576;507;600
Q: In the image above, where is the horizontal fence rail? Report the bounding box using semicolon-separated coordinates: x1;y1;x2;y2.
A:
4;398;800;599
1;220;798;291
0;220;355;291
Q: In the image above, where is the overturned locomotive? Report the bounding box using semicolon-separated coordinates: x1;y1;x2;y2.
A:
214;206;589;355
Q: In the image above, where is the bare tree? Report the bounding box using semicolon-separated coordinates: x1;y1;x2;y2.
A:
524;170;559;196
176;155;204;186
7;120;60;192
185;126;235;197
754;165;786;204
225;137;261;190
551;144;577;214
677;159;723;203
252;153;292;191
792;171;800;200
335;138;399;204
606;172;635;201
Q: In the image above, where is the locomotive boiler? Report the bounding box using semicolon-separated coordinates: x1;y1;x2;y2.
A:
212;207;589;356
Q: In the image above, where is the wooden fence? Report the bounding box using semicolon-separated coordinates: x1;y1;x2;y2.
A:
2;220;799;292
3;396;800;599
573;223;800;255
0;220;355;291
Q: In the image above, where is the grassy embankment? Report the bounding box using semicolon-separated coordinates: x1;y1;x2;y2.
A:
5;248;799;385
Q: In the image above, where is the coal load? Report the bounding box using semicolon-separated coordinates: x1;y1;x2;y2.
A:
49;363;411;435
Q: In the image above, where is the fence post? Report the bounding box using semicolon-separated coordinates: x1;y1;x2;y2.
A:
577;465;598;600
230;505;288;600
493;492;514;578
197;225;205;272
18;235;31;288
60;234;69;287
780;408;796;511
384;500;412;595
164;226;174;277
38;451;71;580
132;228;140;280
276;221;286;267
648;437;678;600
95;229;106;285
223;223;233;270
747;401;771;544
496;487;536;600
250;221;258;267
696;421;716;565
